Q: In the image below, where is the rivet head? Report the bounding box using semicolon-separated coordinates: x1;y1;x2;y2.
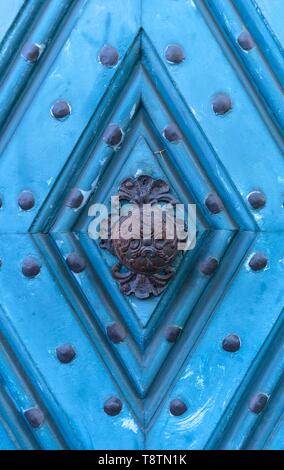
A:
56;344;76;364
104;396;122;416
21;42;41;62
18;191;35;211
212;93;232;115
200;256;219;275
249;253;267;271
205;193;224;214
165;44;185;64
249;393;268;414
24;408;44;428
165;326;182;343
238;31;255;51
22;257;41;278
248;191;266;209
51;100;71;119
99;45;119;67
222;334;240;352
169;399;187;416
164;124;182;142
65;188;83;209
103;124;123;146
66;253;86;273
107;323;127;344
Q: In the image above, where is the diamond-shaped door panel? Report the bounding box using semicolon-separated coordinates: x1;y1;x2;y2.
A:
28;32;255;426
35;51;252;236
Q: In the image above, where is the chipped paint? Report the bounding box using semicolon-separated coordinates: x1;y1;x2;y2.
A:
121;418;139;434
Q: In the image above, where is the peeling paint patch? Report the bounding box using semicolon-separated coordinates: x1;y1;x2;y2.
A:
121;418;138;434
130;104;136;119
174;398;214;432
134;168;143;177
187;0;197;10
181;367;194;380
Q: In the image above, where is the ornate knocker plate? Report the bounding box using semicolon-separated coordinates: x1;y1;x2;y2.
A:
100;175;185;299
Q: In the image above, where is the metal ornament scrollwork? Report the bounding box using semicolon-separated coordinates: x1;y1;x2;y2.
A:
100;175;185;299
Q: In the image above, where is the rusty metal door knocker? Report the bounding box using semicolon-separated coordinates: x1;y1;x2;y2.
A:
100;175;186;299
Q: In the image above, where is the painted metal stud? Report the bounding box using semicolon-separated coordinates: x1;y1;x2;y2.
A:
212;93;232;115
249;393;269;414
107;323;127;344
164;124;182;142
24;408;44;428
103;124;123;146
21;42;42;62
18;191;35;211
200;256;219;275
169;399;187;416
248;191;266;209
99;45;119;67
165;326;182;343
238;31;255;51
222;334;241;352
56;344;76;364
51;100;71;119
22;257;41;278
205;193;224;214
65;188;84;209
165;44;185;64
66;253;86;273
104;397;122;416
249;253;268;271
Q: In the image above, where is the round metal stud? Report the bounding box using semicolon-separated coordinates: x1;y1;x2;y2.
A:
205;193;224;214
18;191;35;211
99;45;119;67
212;93;232;115
65;188;84;209
51;100;71;119
107;323;127;344
103;124;123;146
164;124;182;143
22;257;41;278
104;396;122;416
222;334;240;352
24;408;44;428
165;326;182;343
21;42;41;62
248;191;266;210
66;253;86;273
200;256;219;275
169;399;187;416
238;31;255;51
249;393;268;414
249;253;267;271
56;344;76;364
165;44;185;64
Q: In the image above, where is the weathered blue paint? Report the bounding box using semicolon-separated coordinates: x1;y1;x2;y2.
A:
0;0;283;450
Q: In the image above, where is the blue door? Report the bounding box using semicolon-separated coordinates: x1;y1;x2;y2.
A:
0;0;283;450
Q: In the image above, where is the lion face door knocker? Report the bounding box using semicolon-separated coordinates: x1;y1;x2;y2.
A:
100;175;187;299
